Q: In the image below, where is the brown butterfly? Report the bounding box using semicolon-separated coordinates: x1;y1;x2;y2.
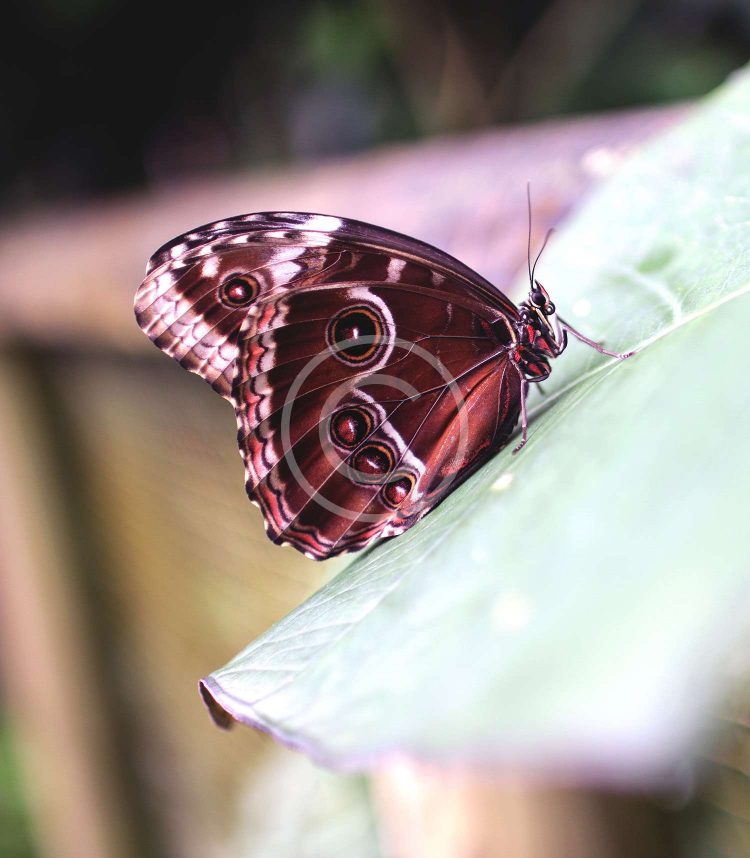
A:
134;208;632;559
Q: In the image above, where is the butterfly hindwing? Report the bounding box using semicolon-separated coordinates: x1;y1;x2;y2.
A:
234;282;520;558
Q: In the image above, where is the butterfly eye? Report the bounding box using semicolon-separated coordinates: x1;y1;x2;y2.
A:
330;407;373;450
350;442;395;484
530;291;545;308
219;275;259;308
326;305;386;365
382;473;415;509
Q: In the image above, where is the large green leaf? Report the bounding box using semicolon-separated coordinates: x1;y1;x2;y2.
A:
201;68;750;783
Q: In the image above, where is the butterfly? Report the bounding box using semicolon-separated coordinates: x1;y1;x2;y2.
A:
134;204;633;560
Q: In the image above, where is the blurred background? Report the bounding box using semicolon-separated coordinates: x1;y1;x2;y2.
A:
1;2;749;857
3;0;750;210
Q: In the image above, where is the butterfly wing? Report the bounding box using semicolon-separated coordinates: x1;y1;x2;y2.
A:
135;215;349;397
135;212;522;559
235;283;521;558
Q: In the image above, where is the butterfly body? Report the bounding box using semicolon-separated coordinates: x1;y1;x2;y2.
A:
135;211;630;560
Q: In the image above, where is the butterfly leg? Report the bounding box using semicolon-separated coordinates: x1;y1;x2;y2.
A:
512;378;530;454
558;316;635;359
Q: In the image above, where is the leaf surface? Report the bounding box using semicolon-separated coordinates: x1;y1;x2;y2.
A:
202;69;750;783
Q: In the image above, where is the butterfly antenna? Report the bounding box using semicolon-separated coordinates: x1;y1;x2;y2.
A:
526;182;533;285
530;226;554;285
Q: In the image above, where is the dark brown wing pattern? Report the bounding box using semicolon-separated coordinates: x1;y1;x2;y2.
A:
135;213;523;559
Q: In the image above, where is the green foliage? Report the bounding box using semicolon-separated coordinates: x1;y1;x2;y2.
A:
203;68;750;781
0;716;36;858
302;2;389;75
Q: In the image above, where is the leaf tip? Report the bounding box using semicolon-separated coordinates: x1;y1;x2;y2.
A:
199;678;235;730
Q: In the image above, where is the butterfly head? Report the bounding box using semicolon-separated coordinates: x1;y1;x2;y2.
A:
521;195;560;360
529;281;557;333
514;280;565;376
